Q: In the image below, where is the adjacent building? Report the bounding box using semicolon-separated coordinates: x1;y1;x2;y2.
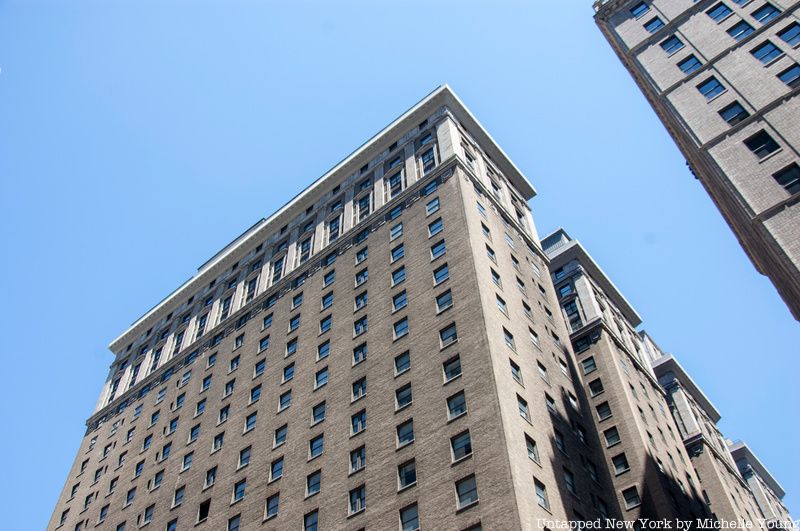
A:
594;0;800;320
543;228;793;529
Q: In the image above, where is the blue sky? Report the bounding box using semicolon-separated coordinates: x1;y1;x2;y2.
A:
1;1;797;527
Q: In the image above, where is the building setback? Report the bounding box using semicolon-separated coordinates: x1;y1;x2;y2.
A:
49;87;791;531
594;0;800;320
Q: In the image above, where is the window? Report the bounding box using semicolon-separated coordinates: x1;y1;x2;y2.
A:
778;22;800;46
393;460;416;491
353;343;368;365
143;504;154;524
232;479;246;502
281;363;295;383
244;412;257;432
279;390;292;411
391;292;408;313
354;316;368;336
436;290;453;312
589;378;605;396
306;470;321;496
395;384;413;409
596;401;613;420
391;243;405;262
355;246;368;264
355;268;368;287
309;434;324;459
535;479;550;510
319;315;332;334
394;317;409;339
350;445;366;473
728;20;754;41
228;516;241;531
400;504;420;531
486;244;496;262
447;391;467;419
525;435;540;462
265;493;279;520
273;425;287;447
323;269;335;287
581;357;597;374
623;486;642;509
396;419;414;446
390;222;404;241
198;499;211;521
503;328;515;350
644;16;664;32
270;457;284;481
744;130;780;158
433;263;449;285
443;356;462;381
678;54;702;74
392;266;406;285
719;101;750;124
385;171;404;200
613;453;631;474
554;429;567;454
430;240;446;259
604;426;621;446
773;164;800;194
510;359;523;384
517;395;530;421
440;323;458;347
428;218;444;237
707;3;732;22
778;63;800;87
313;367;329;389
630;1;648;18
752;3;781;24
697;77;725;99
456;475;479;508
286;338;298;357
751;41;782;64
349;485;366;514
425;197;439;216
496;295;508;314
352;410;367;434
660;35;684;54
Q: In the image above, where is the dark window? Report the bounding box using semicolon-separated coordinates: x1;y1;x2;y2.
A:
752;3;781;24
707;3;732;22
744;130;780;158
719;101;750;125
644;16;665;32
697;77;725;99
728;20;754;41
777;63;800;87
773;164;800;194
660;35;684;54
777;22;800;46
630;1;649;18
751;41;782;64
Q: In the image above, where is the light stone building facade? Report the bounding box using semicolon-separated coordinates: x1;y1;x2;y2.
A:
594;0;800;320
49;86;792;531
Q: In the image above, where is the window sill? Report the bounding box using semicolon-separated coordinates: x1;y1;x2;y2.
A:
704;89;727;104
308;453;323;463
262;514;278;523
349;467;365;477
435;304;453;316
347;508;366;519
456;500;479;514
267;476;282;485
230;497;244;507
762;53;786;68
451;453;473;466
395;402;413;414
396;440;415;451
447;411;467;424
756;148;784;164
398;481;417;493
440;338;459;352
443;374;462;386
615;468;631;477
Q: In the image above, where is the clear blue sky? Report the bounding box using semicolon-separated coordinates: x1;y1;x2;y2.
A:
1;1;797;527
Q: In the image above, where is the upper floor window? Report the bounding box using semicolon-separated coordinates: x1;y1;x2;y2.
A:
744;130;780;159
660;35;684;55
777;22;800;46
752;3;781;24
697;77;725;100
644;16;664;33
630;1;649;18
751;41;783;64
728;20;754;41
778;63;800;87
773;164;800;195
706;3;732;22
385;171;405;201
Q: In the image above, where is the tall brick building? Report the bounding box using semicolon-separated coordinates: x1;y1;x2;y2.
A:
594;0;800;320
49;87;791;531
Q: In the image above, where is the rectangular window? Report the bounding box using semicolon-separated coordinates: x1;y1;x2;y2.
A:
355;268;368;286
778;22;800;46
517;395;530;421
426;197;440;215
274;425;287;447
309;434;324;458
355;246;368;264
604;426;621;446
430;240;446;259
751;41;783;64
526;435;540;462
400;504;419;531
321;291;334;310
428;218;443;237
397;419;415;446
323;269;335;286
393;290;407;311
535;479;550;510
447;391;467;419
778;63;800;87
352;410;367;434
677;54;702;74
707;2;732;22
773;164;800;194
719;101;750;125
270;457;284;481
455;475;478;508
354;316;368;336
393;317;409;339
350;445;366;472
398;460;417;489
443;355;462;381
433;263;449;285
644;16;664;33
436;290;453;312
390;222;404;240
623;486;642;509
279;390;292;411
660;35;684;54
440;323;458;347
752;3;781;24
349;485;366;514
697;77;725;99
728;20;754;41
391;244;405;262
265;493;280;520
353;343;368;365
744;130;780;158
392;266;406;286
630;1;648;18
319;315;332;334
